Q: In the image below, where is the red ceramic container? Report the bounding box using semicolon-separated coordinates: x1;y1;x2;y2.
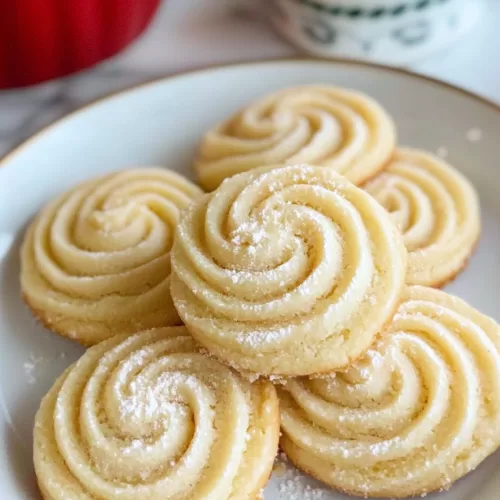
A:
0;0;161;89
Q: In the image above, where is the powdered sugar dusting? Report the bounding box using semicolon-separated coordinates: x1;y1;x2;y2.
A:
274;454;329;499
436;147;448;158
24;351;67;384
235;325;293;347
466;128;483;142
24;354;44;384
231;220;268;245
119;369;195;422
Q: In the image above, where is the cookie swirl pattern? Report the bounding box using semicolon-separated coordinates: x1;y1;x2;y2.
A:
364;148;480;287
34;327;279;500
171;164;407;377
195;85;396;191
21;168;203;345
279;286;500;497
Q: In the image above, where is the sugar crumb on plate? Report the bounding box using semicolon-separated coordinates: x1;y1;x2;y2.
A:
436;147;448;158
466;128;483;142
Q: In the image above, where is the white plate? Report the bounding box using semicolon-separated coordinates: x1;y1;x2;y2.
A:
1;59;500;500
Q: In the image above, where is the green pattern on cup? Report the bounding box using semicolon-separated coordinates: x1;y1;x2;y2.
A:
299;0;450;18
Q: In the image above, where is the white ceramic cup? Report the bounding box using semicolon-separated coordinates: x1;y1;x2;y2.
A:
262;0;482;66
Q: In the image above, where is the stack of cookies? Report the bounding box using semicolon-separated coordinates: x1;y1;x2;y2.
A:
23;85;499;500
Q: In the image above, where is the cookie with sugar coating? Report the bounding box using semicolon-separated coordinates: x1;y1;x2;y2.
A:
195;85;396;191
34;326;279;500
171;163;407;377
21;168;203;345
279;286;500;498
364;148;480;287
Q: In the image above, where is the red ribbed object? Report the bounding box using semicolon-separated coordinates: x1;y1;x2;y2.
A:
0;0;161;88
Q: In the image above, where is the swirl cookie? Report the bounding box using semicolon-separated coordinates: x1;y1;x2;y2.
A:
195;85;396;191
34;327;279;500
171;164;407;377
279;286;500;498
21;168;202;345
364;148;480;287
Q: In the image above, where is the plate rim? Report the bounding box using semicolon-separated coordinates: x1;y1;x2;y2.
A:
1;56;500;170
2;56;500;500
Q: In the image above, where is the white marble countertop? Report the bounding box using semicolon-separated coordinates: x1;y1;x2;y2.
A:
1;0;499;159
